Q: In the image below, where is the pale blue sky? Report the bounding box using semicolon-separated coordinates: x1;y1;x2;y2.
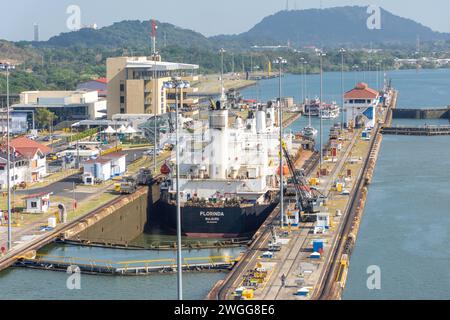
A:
2;0;450;41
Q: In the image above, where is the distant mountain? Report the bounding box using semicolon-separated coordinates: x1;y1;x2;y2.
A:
37;20;213;49
211;6;450;48
17;6;450;50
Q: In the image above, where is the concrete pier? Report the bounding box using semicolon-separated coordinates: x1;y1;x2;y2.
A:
392;107;450;119
381;125;450;135
210;89;398;301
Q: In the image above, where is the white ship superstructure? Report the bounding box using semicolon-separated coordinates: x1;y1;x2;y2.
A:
166;102;291;205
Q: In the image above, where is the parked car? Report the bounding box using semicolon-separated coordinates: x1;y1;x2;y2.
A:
144;148;162;156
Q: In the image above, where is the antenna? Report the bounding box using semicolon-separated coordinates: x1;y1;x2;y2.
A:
151;20;158;55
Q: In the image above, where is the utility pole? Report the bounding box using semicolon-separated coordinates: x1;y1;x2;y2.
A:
299;57;305;103
1;62;16;251
163;77;190;301
219;48;226;102
318;51;326;178
340;48;346;131
274;57;287;227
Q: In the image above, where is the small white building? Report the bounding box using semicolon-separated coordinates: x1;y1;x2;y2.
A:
83;153;127;182
0;152;29;190
344;83;380;129
24;192;51;214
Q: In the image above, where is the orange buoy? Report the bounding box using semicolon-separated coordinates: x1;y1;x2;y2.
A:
277;165;289;176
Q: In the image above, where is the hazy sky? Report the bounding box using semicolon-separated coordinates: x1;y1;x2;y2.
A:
2;0;450;41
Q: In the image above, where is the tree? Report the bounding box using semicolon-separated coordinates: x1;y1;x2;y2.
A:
35;108;57;130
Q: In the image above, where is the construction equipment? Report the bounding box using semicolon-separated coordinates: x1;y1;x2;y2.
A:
119;176;138;194
282;145;324;221
137;168;153;185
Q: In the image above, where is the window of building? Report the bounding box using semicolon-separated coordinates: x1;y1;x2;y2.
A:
120;83;125;92
120;96;125;104
31;201;37;208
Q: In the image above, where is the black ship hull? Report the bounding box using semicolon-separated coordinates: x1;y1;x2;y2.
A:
152;200;278;238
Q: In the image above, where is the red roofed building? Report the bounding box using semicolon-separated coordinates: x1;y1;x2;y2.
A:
10;137;51;182
344;83;380;128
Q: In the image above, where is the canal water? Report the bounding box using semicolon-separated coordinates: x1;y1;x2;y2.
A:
343;118;450;300
0;242;245;300
1;69;449;300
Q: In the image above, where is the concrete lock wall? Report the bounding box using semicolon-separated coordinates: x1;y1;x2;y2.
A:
66;184;160;245
393;108;450;119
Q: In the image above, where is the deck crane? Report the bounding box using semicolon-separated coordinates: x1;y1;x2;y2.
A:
282;144;323;221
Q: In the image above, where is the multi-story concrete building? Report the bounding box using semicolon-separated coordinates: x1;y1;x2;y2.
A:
13;90;107;123
106;55;199;118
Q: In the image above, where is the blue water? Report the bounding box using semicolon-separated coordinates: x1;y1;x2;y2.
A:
0;244;244;300
344;119;450;299
241;68;450;109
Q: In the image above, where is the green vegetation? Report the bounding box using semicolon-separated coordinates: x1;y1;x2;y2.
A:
35;108;57;130
67;128;99;143
2;7;450;95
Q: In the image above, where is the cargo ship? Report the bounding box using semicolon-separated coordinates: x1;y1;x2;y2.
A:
153;99;287;238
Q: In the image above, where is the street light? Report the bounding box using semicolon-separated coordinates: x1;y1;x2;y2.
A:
303;60;308;103
163;77;190;301
299;57;305;103
152;53;158;173
219;48;226;101
361;60;367;82
375;62;381;90
317;51;326;177
1;62;16;251
339;48;346;131
273;56;287;227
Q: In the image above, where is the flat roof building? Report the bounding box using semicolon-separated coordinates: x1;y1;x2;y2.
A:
107;55;199;119
13;90;107;123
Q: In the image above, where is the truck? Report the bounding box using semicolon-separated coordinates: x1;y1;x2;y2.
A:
137;168;153;185
119;176;137;194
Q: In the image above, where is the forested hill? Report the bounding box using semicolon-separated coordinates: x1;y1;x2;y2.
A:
25;6;450;50
211;6;450;47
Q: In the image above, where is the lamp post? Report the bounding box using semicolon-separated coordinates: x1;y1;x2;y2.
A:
273;57;287;227
299;57;305;103
339;48;346;131
1;62;16;251
303;60;308;103
219;48;226;102
376;62;381;90
163;77;190;301
317;51;326;177
153;54;158;173
361;60;367;82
